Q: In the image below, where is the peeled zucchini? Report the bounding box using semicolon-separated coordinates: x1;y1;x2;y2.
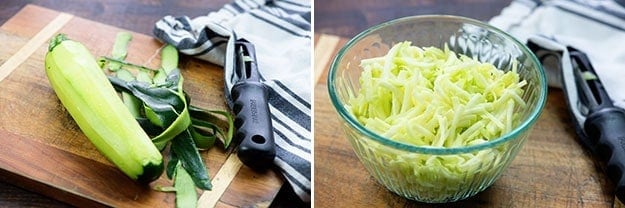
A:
44;34;163;183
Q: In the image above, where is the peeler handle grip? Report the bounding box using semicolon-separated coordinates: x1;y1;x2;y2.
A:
584;107;625;202
231;81;276;170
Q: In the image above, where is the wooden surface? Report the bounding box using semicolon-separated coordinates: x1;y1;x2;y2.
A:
0;4;284;207
314;1;616;207
315;0;515;38
0;0;230;37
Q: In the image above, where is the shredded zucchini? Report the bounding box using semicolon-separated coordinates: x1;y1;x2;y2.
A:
347;41;527;200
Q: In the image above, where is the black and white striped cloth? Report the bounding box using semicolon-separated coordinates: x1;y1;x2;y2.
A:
153;0;311;202
490;0;625;109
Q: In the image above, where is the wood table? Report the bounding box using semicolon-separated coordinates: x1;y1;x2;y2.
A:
0;3;293;208
313;34;616;208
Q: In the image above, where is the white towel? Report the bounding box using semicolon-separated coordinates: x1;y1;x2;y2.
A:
490;0;625;108
153;0;311;202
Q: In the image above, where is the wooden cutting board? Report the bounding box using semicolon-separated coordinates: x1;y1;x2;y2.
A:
0;5;282;208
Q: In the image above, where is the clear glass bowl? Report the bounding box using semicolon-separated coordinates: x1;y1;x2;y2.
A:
327;15;547;203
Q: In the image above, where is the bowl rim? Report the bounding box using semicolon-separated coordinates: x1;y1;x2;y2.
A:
327;15;548;154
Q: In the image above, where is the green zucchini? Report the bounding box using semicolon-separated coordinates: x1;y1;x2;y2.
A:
44;34;163;183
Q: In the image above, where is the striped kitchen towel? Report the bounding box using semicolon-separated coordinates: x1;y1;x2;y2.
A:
489;0;625;109
153;0;311;202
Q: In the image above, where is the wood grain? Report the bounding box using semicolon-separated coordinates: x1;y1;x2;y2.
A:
0;5;282;207
314;34;615;207
0;0;231;36
314;0;515;38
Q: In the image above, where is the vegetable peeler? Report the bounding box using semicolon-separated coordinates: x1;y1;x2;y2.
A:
531;43;625;203
230;39;276;170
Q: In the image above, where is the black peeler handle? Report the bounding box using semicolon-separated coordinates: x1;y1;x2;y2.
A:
570;47;625;202
231;40;276;170
584;107;625;203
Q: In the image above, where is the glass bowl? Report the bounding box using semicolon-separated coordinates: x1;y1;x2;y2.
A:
327;15;547;203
